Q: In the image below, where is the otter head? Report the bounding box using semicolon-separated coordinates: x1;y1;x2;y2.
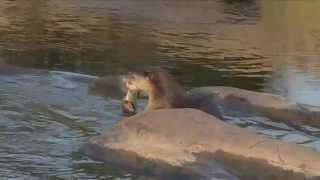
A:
122;69;163;116
125;70;160;94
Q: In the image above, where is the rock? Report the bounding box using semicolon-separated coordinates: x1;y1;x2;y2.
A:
51;75;78;89
189;86;320;128
82;109;320;179
89;76;128;98
50;71;97;83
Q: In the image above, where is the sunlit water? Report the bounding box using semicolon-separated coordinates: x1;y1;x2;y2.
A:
0;0;320;179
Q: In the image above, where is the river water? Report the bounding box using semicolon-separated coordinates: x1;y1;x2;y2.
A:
0;0;320;179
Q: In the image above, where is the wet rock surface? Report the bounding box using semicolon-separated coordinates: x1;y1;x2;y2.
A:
82;109;320;180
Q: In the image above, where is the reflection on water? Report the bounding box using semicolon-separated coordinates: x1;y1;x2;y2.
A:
0;0;320;179
1;0;320;106
0;0;320;105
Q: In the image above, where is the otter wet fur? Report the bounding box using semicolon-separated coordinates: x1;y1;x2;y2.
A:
123;68;223;119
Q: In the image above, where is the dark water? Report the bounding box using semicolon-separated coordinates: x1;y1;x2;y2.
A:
0;0;320;179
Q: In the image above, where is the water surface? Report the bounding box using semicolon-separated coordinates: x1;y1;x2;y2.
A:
0;0;320;179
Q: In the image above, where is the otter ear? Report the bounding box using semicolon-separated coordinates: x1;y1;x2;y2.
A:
144;71;156;82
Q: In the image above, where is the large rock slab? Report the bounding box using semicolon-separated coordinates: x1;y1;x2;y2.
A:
190;86;320;128
82;109;320;180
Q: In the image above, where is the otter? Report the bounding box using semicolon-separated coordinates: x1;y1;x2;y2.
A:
122;68;222;119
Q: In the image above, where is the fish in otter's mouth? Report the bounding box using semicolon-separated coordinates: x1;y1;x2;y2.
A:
121;74;142;116
122;89;139;116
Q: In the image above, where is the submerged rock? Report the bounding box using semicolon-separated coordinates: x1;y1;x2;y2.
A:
89;76;127;98
82;109;320;180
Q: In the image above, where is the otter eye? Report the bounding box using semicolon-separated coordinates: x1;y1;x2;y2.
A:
142;71;150;77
